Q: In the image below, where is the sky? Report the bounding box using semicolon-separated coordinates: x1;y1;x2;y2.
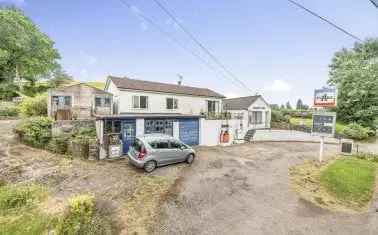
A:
1;0;377;106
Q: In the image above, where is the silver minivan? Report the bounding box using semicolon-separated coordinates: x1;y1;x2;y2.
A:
127;134;196;172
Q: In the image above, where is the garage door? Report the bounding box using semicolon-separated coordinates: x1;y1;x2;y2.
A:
179;119;199;146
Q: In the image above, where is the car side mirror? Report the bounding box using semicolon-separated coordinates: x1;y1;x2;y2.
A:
180;146;186;150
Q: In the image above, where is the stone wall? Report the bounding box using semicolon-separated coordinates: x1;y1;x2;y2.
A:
52;120;95;137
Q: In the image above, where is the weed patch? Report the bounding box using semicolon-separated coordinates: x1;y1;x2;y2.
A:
0;184;47;213
122;175;174;235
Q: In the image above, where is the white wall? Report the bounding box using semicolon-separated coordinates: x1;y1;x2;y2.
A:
200;119;222;146
199;119;238;146
136;118;145;137
247;97;271;129
105;81;222;115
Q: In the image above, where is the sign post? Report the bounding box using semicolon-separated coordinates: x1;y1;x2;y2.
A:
312;87;337;162
319;136;324;162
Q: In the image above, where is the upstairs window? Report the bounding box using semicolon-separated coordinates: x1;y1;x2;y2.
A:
95;96;111;107
166;98;178;110
133;95;148;109
207;100;219;113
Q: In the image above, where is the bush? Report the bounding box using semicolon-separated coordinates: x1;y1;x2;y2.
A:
342;123;374;140
14;117;53;148
0;184;46;212
19;93;47;117
57;194;113;235
271;110;290;123
0;102;19;117
47;135;70;154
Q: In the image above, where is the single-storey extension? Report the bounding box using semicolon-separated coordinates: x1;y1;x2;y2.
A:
48;83;113;120
223;95;271;139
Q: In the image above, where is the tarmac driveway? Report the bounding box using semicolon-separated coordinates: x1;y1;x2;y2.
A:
154;142;378;235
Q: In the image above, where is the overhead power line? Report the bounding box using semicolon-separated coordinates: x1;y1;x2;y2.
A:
118;0;248;92
370;0;378;8
151;0;255;94
287;0;363;42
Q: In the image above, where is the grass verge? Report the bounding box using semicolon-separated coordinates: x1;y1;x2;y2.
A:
0;183;117;234
290;156;377;213
320;157;376;207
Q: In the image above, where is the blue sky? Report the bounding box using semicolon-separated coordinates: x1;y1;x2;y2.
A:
1;0;377;106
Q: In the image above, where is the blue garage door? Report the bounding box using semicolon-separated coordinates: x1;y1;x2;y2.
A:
179;119;199;146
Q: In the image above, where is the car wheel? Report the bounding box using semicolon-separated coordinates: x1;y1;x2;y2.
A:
186;154;195;164
144;160;157;173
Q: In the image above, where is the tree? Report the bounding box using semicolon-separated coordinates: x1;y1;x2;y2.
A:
270;104;280;110
328;39;378;129
285;101;292;110
296;99;303;110
47;66;74;88
0;7;60;99
280;104;285;109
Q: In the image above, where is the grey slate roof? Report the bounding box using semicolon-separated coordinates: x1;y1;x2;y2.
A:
108;76;225;98
223;95;262;110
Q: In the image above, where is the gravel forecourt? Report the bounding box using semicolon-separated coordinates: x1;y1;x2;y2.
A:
153;142;378;235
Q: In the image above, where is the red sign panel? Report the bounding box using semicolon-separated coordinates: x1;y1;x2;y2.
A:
314;88;337;107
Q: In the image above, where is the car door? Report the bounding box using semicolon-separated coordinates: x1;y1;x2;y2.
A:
152;140;173;166
169;140;187;162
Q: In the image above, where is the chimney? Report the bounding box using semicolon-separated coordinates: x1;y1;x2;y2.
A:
177;74;183;86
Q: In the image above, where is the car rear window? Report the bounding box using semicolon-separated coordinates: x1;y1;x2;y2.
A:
132;139;143;152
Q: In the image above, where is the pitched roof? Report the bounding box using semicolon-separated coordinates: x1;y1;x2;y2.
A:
223;95;263;110
52;83;112;95
108;76;225;98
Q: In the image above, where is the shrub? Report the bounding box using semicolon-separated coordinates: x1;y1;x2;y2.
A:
0;102;19;117
47;135;70;154
14;117;53;148
57;194;113;235
19;93;47;117
342;123;374;140
271;110;290;123
0;184;46;212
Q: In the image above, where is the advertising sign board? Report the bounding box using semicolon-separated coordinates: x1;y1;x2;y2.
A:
314;87;337;107
312;112;336;137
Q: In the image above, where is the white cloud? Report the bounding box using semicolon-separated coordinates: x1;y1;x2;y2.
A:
264;79;292;92
0;0;24;5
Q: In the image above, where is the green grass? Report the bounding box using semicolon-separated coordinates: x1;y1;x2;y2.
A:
320;157;376;207
0;210;55;235
86;81;105;90
0;184;55;235
0;184;47;212
289;117;347;134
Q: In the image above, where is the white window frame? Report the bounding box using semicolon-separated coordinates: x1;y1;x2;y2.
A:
132;95;149;109
166;97;178;110
207;100;219;113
